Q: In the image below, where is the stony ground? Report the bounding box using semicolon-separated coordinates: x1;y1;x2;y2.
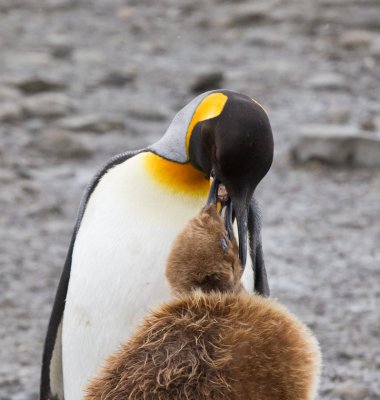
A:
1;0;380;399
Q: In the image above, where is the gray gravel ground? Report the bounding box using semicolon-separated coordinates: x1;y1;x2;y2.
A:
1;0;380;399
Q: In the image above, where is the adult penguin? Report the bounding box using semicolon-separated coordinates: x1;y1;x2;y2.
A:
40;89;274;400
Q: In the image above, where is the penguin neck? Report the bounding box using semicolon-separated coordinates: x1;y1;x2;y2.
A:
143;152;210;197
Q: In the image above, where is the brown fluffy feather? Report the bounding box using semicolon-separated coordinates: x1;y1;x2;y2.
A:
84;206;321;400
166;205;243;296
85;293;321;400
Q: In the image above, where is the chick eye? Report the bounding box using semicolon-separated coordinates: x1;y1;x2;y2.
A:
220;236;229;252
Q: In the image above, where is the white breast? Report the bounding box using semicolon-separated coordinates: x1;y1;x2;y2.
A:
61;152;254;399
61;153;208;399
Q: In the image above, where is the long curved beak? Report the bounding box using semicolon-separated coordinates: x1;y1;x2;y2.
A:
206;178;220;206
206;180;249;267
230;194;248;267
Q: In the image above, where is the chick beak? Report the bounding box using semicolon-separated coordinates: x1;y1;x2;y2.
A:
206;179;249;267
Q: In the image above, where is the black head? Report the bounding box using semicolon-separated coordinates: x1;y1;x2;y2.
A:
189;90;274;266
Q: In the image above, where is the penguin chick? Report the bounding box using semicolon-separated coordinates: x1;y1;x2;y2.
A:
166;205;244;296
84;293;321;400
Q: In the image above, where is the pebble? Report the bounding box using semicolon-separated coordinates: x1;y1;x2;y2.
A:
331;380;368;399
128;105;168;122
116;6;136;20
22;93;76;119
45;0;77;10
0;169;16;184
57;114;125;133
0;86;21;101
73;50;105;64
0;103;23;122
24;119;45;133
321;8;380;30
339;30;378;50
26;202;63;218
190;71;224;93
10;76;67;94
326;106;350;124
36;130;93;159
100;67;137;87
292;124;380;167
3;52;51;69
47;35;74;59
307;73;349;91
370;37;380;57
245;30;285;47
8;392;38;400
361;115;380;132
215;4;273;28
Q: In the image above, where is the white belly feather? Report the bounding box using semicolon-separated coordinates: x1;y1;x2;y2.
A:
62;152;253;399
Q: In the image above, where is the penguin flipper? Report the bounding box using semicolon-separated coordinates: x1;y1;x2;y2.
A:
40;234;74;400
40;149;145;400
248;198;270;297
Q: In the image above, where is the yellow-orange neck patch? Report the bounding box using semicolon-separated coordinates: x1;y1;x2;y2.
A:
144;152;210;197
185;92;228;153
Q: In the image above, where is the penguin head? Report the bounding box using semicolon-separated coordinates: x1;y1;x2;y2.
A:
150;90;274;266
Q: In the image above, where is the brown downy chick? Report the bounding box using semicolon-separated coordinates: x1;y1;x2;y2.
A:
84;206;321;400
85;293;321;400
166;205;244;296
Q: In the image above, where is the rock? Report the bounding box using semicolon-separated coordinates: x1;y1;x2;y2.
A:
100;67;137;87
214;4;273;28
292;125;380;168
307;73;349;91
36;130;93;159
0;86;21;101
128;105;168;122
24;119;45;133
26;202;63;218
10;76;67;94
0;103;23;122
332;381;368;399
22;93;76;119
245;30;285;47
370;37;380;57
57;114;125;133
45;0;77;10
47;35;74;59
2;52;51;69
190;71;224;93
73;50;105;64
339;30;378;50
326;106;350;124
371;116;380;132
0;169;16;184
361;115;380;132
116;6;136;20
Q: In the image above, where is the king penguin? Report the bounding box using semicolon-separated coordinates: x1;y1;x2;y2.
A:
40;89;274;400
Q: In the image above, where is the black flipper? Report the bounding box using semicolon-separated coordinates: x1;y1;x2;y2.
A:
248;198;270;297
40;149;145;400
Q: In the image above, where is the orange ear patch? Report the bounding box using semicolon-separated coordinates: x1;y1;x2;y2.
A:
144;152;210;196
185;92;228;153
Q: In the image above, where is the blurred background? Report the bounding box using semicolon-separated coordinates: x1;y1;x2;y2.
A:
1;0;380;399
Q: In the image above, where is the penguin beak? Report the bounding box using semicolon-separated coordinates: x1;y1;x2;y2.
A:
231;198;248;267
206;179;249;267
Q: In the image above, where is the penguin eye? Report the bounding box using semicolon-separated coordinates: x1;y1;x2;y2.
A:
220;236;229;252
